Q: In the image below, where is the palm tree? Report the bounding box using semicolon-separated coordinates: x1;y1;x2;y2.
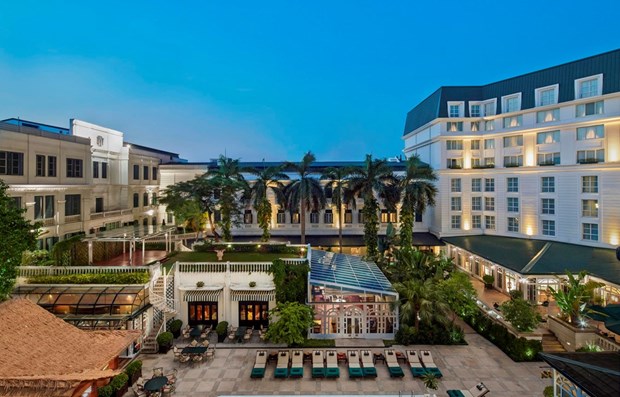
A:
394;278;450;333
548;271;604;325
283;152;326;245
245;165;289;241
399;155;437;248
347;154;398;259
321;166;355;253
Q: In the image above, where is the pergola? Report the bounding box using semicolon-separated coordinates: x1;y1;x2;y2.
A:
83;225;176;265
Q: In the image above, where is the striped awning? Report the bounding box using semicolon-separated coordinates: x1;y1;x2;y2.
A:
231;289;276;302
183;289;222;302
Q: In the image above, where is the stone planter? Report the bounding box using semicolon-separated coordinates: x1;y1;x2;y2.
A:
547;316;598;351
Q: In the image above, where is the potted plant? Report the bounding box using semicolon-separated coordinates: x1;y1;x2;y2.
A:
548;271;603;325
421;372;439;391
156;331;174;354
124;360;143;386
216;321;229;343
196;281;205;288
249;281;256;288
482;275;495;289
169;319;183;338
97;385;113;397
109;373;129;397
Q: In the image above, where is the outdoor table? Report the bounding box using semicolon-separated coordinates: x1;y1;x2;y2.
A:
373;353;385;364
235;326;247;342
144;376;168;393
182;346;207;355
189;328;201;338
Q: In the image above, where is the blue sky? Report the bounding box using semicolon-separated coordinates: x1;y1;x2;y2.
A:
1;1;618;162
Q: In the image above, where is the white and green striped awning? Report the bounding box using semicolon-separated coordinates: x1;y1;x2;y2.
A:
231;289;275;302
183;288;222;302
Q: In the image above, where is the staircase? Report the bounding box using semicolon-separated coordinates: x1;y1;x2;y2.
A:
142;271;177;354
542;333;566;353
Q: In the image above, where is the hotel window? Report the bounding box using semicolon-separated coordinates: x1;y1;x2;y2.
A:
542;177;555;193
582;223;598;241
485;215;496;230
582;176;598;193
503;135;523;148
575;75;602;99
133;164;139;180
577;125;604;140
451;197;462;211
507;217;519;232
483;100;496;116
152;167;157;180
0;151;24;176
507;197;519;213
447;122;463;132
470;104;481;117
143;193;149;207
502;94;521;113
471;140;481;150
484;139;495;149
582;199;598;217
344;209;353;223
507;177;518;192
472;215;481;229
483;158;495;168
36;155;45;176
12;197;22;209
484;197;495;211
48;156;57;177
93;161;99;178
276;210;286;224
537;152;560;166
446;140;463;150
537;131;560;145
484;120;494;131
451;215;461;229
65;194;81;216
133;193;139;208
541;198;555;215
447;158;463;169
577;149;604;164
95;197;104;213
471;197;482;211
576;101;604;117
143;166;149;180
471;158;481;168
484;178;495;192
536;85;558;106
34;195;54;220
503;115;522;128
451;178;461;192
324;185;333;199
503;155;523;167
536;109;559;123
291;212;300;224
542;220;555;236
66;158;83;178
323;209;333;224
471;121;480;132
358;210;364;224
309;211;319;224
472;178;481;192
448;102;463;118
102;162;108;179
381;210;396;223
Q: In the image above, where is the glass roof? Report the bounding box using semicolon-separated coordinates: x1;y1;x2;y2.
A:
309;250;396;296
83;225;176;241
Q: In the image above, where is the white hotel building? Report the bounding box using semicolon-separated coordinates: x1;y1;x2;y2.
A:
402;49;620;304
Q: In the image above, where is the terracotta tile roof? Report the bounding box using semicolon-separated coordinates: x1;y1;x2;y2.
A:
0;299;140;390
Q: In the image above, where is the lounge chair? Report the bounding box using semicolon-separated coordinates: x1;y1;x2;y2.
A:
447;382;490;397
274;350;290;378
360;350;377;378
251;350;267;378
406;350;427;377
311;350;326;378
420;350;442;378
384;349;404;378
347;350;363;378
325;350;340;378
290;349;304;378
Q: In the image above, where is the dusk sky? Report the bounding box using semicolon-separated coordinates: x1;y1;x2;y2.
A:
1;1;619;162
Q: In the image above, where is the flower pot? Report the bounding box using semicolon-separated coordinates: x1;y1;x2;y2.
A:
217;334;226;343
158;344;171;354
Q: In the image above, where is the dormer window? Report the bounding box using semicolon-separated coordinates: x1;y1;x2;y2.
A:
575;74;603;99
448;101;464;118
469;99;496;117
502;93;522;113
535;84;558;106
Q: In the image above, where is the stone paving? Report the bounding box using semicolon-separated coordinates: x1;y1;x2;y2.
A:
135;327;552;397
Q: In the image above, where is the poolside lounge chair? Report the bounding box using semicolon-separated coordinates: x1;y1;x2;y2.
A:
311;350;326;378
405;350;427;377
360;350;377;378
325;350;340;378
251;350;267;378
419;350;442;378
447;382;489;397
346;350;363;378
290;349;304;378
384;349;404;378
274;350;290;378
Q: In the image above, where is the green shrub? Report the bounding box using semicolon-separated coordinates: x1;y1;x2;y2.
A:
395;322;466;345
124;360;142;378
576;343;603;352
97;385;113;397
21;250;51;266
543;386;554;397
509;289;523;300
501;298;541;332
291;339;335;348
196;281;205;288
26;272;150;285
156;332;173;346
169;319;183;333
194;242;301;255
216;321;229;336
482;275;494;285
109;373;128;391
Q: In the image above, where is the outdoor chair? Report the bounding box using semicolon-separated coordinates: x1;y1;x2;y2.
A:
202;340;210;348
419;350;442;378
172;346;181;361
325;350;340;378
189;339;199;347
360;350;377;378
152;367;163;377
347;350;363;378
132;384;146;397
206;347;215;360
289;349;304;378
447;382;489;397
251;350;268;378
179;354;191;364
228;331;236;342
135;377;145;388
384;349;404;378
192;354;203;365
162;384;175;396
274;350;290;378
311;350;326;378
406;350;427;377
165;369;178;384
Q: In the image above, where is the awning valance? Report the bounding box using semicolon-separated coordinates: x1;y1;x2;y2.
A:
183;289;222;302
231;289;275;302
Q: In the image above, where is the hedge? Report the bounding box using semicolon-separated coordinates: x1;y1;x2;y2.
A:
395;322;466;345
194;242;301;254
26;272;150;285
291;339;335;348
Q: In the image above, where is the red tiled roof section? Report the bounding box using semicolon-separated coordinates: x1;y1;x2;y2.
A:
0;298;140;381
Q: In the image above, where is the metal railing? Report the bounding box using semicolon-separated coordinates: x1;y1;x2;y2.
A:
65;215;81;223
89;209;132;220
593;332;620;351
18;263;160;278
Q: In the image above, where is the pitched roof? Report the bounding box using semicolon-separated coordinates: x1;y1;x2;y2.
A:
540;352;620;397
0;299;139;392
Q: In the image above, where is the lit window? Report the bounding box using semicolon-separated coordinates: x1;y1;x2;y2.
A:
582;176;598;193
484;120;494;131
447;122;463;132
582;200;598;217
446;140;463;150
503;155;523;167
577;149;604;164
471;121;480;132
485;215;496;230
484;197;495;211
537;131;560;144
503;135;523;147
537;152;560;166
576;125;604;140
447;158;463;169
503;115;522;128
536;109;559;123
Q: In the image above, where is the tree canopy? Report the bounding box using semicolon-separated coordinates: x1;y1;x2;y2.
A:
264;301;314;346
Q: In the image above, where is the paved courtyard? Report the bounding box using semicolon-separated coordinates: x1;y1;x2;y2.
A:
136;327;551;397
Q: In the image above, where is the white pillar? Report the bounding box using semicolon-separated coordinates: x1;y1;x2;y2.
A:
88;242;93;265
142;239;146;264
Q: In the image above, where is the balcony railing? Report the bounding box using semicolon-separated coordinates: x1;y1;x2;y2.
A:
90;209;133;220
65;214;81;223
17;264;158;278
472;164;495;169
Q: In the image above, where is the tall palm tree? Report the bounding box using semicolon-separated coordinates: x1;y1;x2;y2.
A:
394;278;450;333
321;166;355;253
245;165;289;241
399;155;437;248
283;152;326;245
347;154;398;259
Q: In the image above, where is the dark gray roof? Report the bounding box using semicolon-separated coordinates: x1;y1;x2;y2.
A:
232;232;442;247
404;49;620;135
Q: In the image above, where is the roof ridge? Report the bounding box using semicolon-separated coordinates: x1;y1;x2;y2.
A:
520;242;552;273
